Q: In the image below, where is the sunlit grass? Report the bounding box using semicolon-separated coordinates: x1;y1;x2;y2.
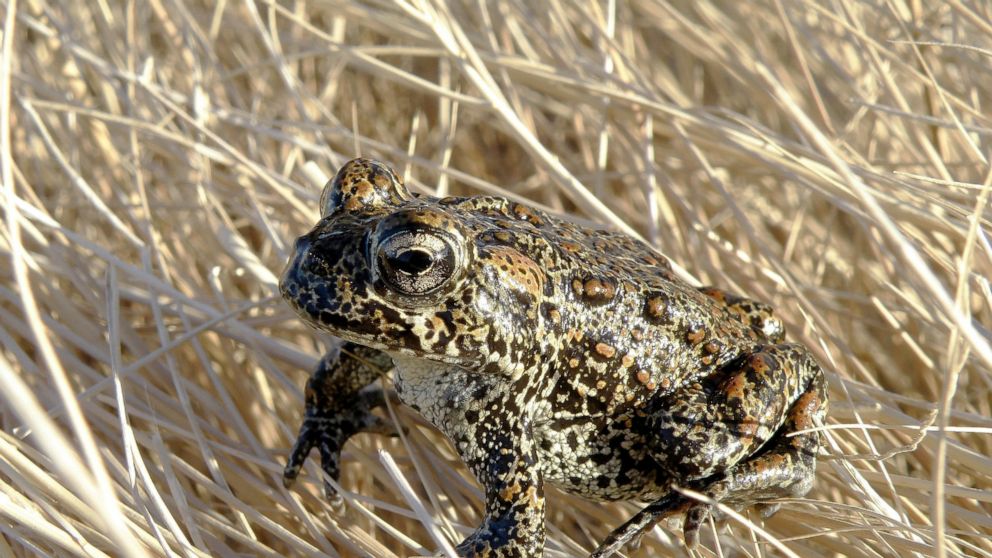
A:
0;1;990;556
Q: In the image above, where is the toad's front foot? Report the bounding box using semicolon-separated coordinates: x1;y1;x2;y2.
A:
454;511;545;558
284;386;399;502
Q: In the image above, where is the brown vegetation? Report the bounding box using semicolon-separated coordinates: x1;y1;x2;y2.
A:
1;1;990;556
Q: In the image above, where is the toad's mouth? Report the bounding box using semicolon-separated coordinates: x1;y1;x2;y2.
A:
314;319;484;369
282;290;483;370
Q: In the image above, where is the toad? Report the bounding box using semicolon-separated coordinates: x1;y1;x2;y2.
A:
280;158;827;556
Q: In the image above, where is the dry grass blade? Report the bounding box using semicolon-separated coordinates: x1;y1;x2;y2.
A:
0;1;990;557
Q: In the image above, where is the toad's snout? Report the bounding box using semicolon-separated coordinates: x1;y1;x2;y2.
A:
279;230;359;330
279;234;313;305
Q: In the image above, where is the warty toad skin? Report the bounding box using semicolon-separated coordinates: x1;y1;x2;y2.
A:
279;158;828;557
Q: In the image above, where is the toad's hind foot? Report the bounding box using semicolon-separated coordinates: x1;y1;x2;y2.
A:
589;492;691;558
589;480;772;557
591;371;827;557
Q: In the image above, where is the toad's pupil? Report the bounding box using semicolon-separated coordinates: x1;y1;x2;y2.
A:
392;249;433;275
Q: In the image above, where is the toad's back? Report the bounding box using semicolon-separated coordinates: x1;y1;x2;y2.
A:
441;197;760;417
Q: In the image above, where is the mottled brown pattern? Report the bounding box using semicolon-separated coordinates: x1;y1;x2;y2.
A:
280;159;829;557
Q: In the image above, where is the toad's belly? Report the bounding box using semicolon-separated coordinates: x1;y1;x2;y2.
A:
390;354;509;438
534;415;670;501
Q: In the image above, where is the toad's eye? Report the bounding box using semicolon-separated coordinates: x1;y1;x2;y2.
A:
375;229;457;296
389;248;434;275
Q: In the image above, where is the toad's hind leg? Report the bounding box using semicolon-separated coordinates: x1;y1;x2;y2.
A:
592;345;828;557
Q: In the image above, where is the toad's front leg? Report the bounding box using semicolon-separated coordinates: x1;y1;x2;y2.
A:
452;410;546;557
283;342;398;503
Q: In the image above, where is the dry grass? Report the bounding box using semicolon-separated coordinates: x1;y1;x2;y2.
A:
0;0;990;556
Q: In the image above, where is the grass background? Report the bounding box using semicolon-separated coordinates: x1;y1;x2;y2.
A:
1;0;991;556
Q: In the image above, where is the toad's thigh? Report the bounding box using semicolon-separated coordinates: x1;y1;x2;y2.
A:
645;343;823;481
